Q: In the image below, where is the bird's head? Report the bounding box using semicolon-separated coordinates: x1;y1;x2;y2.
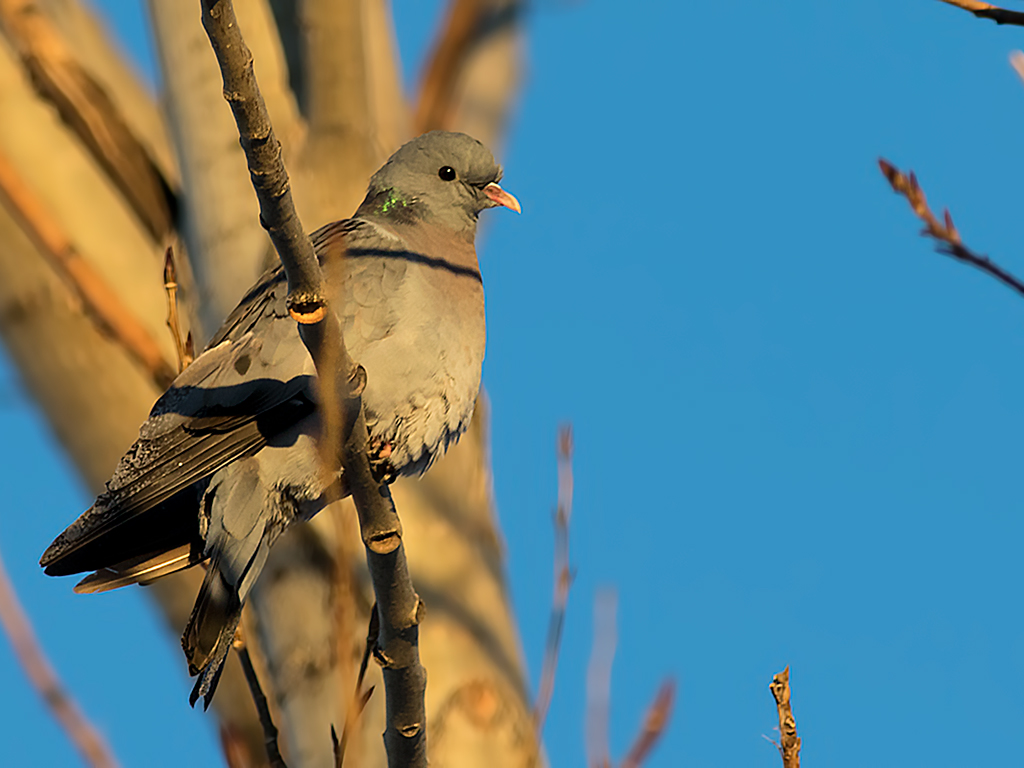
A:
360;131;520;235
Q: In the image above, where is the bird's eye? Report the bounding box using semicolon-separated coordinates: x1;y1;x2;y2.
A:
438;166;457;181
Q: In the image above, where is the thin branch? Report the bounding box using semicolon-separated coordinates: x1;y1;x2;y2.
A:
334;608;379;767
199;3;427;766
533;424;575;735
414;0;486;133
768;667;801;768
936;0;1024;26
0;545;119;768
0;146;177;388
879;158;1024;297
162;246;193;373
234;638;287;768
619;680;676;768
585;589;617;768
438;0;524;150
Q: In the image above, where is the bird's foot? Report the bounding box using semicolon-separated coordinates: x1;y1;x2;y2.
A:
369;439;397;484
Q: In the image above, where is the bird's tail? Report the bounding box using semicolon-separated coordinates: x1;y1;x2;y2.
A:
73;544;202;594
182;557;242;710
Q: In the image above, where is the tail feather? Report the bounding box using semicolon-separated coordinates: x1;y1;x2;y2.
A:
73;544;204;594
182;556;242;709
187;612;239;710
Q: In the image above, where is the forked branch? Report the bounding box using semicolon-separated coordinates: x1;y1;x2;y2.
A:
879;159;1024;298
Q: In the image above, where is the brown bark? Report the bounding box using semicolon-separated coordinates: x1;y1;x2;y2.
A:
769;667;801;768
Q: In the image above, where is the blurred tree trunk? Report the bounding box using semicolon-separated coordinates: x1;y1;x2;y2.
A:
0;1;537;766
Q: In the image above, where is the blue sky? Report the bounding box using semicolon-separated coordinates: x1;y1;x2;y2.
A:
5;1;1024;766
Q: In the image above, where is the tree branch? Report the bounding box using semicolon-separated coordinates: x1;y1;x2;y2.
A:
0;545;120;768
425;0;523;149
0;145;177;388
415;0;485;134
879;158;1024;297
936;0;1024;26
768;667;801;768
619;680;675;768
585;589;617;768
148;1;302;335
198;3;426;766
533;425;574;735
235;640;287;768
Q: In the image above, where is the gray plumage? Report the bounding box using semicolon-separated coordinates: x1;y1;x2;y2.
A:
39;131;519;708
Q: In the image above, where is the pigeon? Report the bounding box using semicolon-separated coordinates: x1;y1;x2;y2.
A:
39;130;520;708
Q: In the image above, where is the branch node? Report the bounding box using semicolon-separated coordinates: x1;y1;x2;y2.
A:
398;723;423;739
366;530;402;555
286;292;327;324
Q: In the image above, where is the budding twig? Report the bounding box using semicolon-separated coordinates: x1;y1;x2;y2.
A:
879;159;1024;298
162;246;193;373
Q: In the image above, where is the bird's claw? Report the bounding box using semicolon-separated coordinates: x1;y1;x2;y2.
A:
369;439;397;484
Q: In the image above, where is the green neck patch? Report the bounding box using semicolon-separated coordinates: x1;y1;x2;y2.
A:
376;188;410;217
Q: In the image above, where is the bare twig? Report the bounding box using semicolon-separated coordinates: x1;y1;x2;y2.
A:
199;3;426;766
162;246;192;373
415;0;485;133
619;680;676;768
936;0;1024;26
585;589;617;768
584;588;674;768
0;147;177;388
0;546;119;768
533;425;574;735
334;608;379;767
234;637;287;768
879;159;1024;297
768;667;801;768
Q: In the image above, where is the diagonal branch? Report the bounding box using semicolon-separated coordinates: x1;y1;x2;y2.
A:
533;425;574;735
0;0;175;240
936;0;1024;26
198;3;426;766
234;638;287;768
619;680;675;768
0;545;120;768
0;146;177;388
768;667;801;768
879;159;1024;297
415;0;485;134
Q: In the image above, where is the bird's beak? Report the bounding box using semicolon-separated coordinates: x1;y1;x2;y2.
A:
483;182;521;214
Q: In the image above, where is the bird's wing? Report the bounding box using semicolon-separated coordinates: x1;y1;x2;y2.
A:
40;217;390;577
41;278;317;576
